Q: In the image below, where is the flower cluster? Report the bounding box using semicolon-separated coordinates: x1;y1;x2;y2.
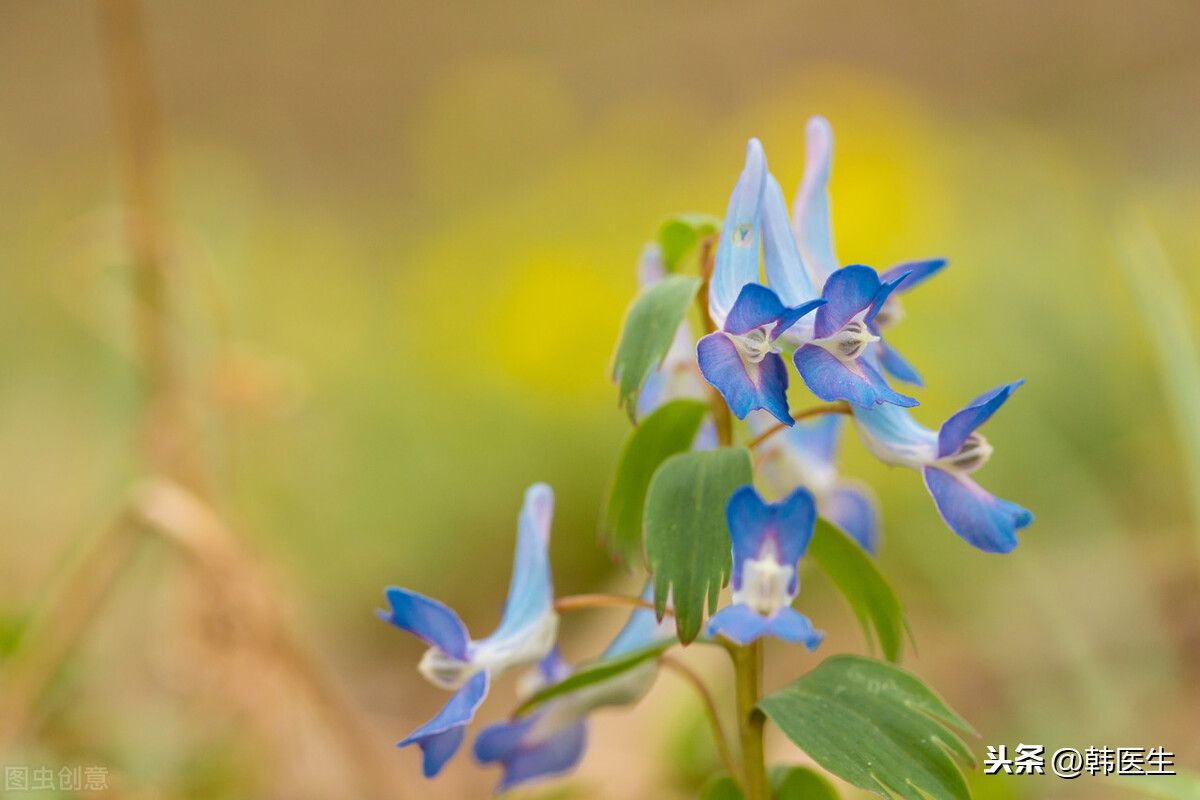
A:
378;116;1031;795
698;118;1031;555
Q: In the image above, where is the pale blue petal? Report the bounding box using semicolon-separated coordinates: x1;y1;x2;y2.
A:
851;402;939;466
922;467;1032;553
762;172;819;305
489;483;555;643
709;139;767;325
793;116;839;287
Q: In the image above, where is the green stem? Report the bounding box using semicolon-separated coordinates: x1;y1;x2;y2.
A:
732;641;769;798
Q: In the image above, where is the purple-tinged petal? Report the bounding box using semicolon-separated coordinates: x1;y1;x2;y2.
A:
709;139;767;326
782;414;844;467
604;582;674;659
491;483;555;642
774;299;827;340
693;418;718;451
413;727;465;780
706;604;773;645
636;243;665;288
535;648;572;685
399;671;490;777
813;265;882;339
762;173;819;305
763;607;824;650
880;257;947;292
473;715;535;765
794;344;881;408
937;380;1024;458
862;356;920;408
707;605;822;647
864;272;910;328
922;467;1032;553
475;718;588;793
697;333;792;424
792;116;839;287
795;345;918;409
727;485;817;593
873;339;924;386
724;283;786;335
823;484;880;554
724;283;823;340
378;588;470;662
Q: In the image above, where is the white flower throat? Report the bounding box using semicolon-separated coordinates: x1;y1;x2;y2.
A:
816;319;879;361
725;324;778;365
733;548;796;616
937;432;993;474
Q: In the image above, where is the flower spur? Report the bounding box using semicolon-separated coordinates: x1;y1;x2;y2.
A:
378;483;559;777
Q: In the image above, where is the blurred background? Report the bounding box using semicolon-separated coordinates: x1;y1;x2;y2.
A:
2;1;1199;798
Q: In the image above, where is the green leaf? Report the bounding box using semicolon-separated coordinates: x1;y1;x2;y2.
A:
612;275;702;422
809;518;905;662
758;655;976;800
514;640;671;716
700;774;743;800
645;447;752;644
602;399;709;567
769;765;840;799
657;213;721;272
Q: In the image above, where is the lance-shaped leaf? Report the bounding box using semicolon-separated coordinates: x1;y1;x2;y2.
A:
612;275;702;422
602;399;709;567
809;518;904;662
657;213;721;272
514;640;672;716
758;655;976;800
645;447;753;643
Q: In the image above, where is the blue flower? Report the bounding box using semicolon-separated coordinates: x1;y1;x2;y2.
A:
378;483;559;777
706;486;825;647
701;136;917;416
474;584;674;792
790;115;947;388
788;265;919;409
852;381;1033;552
698;139;825;425
751;411;880;553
